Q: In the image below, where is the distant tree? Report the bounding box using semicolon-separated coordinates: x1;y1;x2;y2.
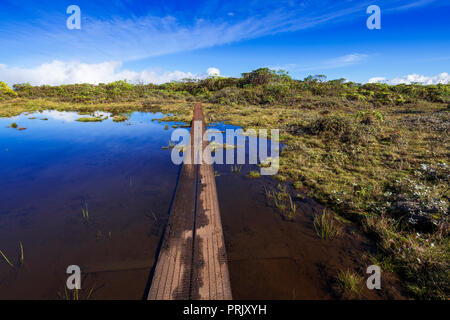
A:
314;75;327;83
241;68;292;86
242;68;274;86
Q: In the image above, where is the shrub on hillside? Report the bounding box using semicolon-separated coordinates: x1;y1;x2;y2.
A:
306;113;381;145
0;81;18;100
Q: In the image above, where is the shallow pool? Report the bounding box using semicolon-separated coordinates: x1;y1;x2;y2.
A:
0;111;393;299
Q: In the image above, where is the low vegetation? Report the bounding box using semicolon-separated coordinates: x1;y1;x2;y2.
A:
313;209;340;239
76;116;103;122
57;286;95;300
112;114;129;122
0;68;448;299
0;242;24;268
247;170;261;179
0;81;17;101
334;269;363;299
81;202;90;224
264;184;298;221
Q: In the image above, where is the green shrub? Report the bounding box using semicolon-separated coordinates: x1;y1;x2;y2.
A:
308;115;354;141
0;81;17;100
247;171;261;179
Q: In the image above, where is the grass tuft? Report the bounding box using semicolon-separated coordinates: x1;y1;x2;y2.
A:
265;184;297;221
76;117;103;122
0;242;24;268
335;269;363;299
313;209;340;239
112;115;129;122
0;248;14;268
81;202;89;224
247;170;261;179
230;164;242;174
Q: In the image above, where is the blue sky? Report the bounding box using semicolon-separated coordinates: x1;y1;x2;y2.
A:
0;0;449;85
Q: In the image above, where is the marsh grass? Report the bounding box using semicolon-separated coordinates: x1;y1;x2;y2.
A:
230;164;242;174
313;209;340;239
0;248;14;268
161;141;176;150
247;170;260;179
0;242;24;268
335;269;363;299
286;195;297;221
151;211;158;224
19;241;24;267
81;202;89;224
76;117;103;122
112;115;129;122
265;184;297;221
58;286;95;300
263;186;272;205
363;214;449;299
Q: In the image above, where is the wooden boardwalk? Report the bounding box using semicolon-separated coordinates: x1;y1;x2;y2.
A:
147;103;232;300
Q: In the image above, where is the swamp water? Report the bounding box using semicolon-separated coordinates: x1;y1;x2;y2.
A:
0;111;402;299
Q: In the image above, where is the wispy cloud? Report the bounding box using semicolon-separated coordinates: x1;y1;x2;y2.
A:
1;0;428;64
386;0;438;12
0;0;444;81
271;53;369;73
317;53;369;69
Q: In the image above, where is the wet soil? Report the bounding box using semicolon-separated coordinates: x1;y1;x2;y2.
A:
215;165;406;300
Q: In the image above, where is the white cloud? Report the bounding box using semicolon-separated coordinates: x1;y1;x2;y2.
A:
207;67;220;76
40;110;80;122
0;2;370;63
387;0;437;12
368;72;450;85
275;53;369;72
0;61;217;86
325;53;368;67
368;77;387;83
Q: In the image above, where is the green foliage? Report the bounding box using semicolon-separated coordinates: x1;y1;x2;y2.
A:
6;69;449;106
335;269;363;299
0;242;24;268
247;170;261;179
241;68;277;86
355;110;384;124
264;184;298;221
76;117;103;122
313;209;340;239
113;115;129;122
0;81;17;100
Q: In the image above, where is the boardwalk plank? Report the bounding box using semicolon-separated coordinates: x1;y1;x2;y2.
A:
148;103;232;300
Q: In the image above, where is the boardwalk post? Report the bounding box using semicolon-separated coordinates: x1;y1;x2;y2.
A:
148;103;232;300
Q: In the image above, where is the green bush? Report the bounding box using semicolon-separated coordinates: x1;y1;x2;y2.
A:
0;81;18;100
307;114;379;145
